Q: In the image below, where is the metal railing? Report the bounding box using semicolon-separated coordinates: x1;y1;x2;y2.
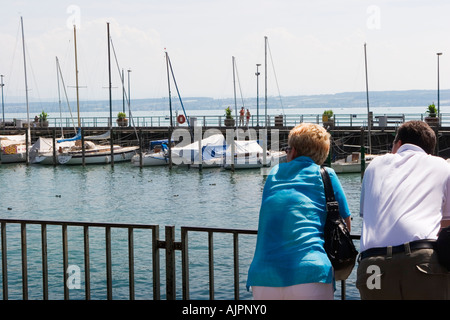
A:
0;218;359;300
4;113;449;129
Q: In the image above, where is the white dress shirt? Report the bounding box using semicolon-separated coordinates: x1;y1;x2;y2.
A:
360;144;450;252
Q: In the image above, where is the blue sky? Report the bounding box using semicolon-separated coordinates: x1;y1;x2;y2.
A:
1;0;450;102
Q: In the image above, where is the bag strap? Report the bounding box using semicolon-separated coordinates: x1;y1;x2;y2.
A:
320;167;340;220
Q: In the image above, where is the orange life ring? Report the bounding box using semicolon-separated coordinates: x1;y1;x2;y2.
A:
177;114;186;124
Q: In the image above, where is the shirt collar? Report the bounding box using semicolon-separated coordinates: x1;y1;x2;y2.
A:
292;156;315;163
397;143;426;154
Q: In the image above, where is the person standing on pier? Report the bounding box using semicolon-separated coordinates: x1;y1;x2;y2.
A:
357;120;450;300
247;123;351;300
246;109;251;127
239;107;245;126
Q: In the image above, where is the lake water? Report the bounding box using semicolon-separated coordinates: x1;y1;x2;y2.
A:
0;161;363;300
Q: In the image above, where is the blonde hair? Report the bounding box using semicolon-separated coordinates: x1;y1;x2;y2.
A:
288;123;330;164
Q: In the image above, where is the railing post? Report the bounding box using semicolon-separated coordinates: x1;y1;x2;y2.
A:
152;226;160;300
208;231;214;300
62;224;69;300
165;226;176;300
1;222;8;300
41;224;48;300
181;227;190;300
105;226;112;300
128;227;135;300
83;225;91;300
233;232;240;300
21;223;28;300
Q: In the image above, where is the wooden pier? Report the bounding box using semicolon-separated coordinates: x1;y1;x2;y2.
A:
2;123;450;160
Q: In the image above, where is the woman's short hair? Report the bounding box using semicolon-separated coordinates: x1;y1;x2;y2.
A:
288;123;330;164
394;120;436;154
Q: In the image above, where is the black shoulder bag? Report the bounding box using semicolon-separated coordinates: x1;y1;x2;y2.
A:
320;167;358;281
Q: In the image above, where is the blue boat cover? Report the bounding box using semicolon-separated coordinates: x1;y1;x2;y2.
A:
57;128;81;143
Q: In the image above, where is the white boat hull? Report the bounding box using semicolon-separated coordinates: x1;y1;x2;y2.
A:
331;162;368;173
190;158;224;168
57;146;138;165
1;144;28;164
32;153;56;165
131;152;168;166
223;155;263;170
223;151;286;170
331;153;378;173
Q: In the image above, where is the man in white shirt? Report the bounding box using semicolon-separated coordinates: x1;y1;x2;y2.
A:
357;120;450;299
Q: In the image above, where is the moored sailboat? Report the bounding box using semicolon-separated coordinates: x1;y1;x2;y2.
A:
1;17;31;164
131;139;170;166
32;23;138;165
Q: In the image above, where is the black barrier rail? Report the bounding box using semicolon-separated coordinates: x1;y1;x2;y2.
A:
0;218;360;300
5;112;444;129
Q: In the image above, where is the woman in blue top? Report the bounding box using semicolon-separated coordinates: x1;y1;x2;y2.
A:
247;123;351;300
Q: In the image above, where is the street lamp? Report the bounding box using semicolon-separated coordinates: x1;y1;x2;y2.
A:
255;64;261;127
127;69;131;127
437;52;443;119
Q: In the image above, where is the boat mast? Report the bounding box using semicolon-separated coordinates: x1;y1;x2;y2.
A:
165;51;173;129
165;50;173;168
232;56;238;130
56;57;63;137
364;43;372;154
73;25;81;128
20;16;30;163
264;36;268;129
107;22;113;128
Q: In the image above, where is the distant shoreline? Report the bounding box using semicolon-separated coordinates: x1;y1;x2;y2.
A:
2;89;449;114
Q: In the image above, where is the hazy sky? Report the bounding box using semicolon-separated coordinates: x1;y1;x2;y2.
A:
1;0;450;102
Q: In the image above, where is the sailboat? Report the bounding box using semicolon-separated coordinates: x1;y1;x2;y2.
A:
32;23;138;165
0;17;31;164
0;134;28;163
331;152;378;173
331;43;375;173
170;133;226;168
221;39;286;170
30;56;78;165
130;139;171;166
131;50;188;167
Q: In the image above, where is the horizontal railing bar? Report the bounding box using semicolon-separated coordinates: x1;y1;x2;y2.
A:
0;218;158;230
180;226;258;235
7;112;441;129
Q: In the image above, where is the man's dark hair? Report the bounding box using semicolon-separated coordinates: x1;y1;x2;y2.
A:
394;120;436;154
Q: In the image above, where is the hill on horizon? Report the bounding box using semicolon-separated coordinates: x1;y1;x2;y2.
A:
3;89;449;114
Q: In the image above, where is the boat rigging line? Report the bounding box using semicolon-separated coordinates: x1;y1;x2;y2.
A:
109;36;139;143
165;51;190;131
56;56;77;135
265;37;284;115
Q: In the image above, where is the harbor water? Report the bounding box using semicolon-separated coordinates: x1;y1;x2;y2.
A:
0;161;362;300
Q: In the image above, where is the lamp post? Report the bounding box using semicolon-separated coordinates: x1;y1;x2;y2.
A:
255;64;261;127
127;69;132;107
437;52;443;119
127;69;131;127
